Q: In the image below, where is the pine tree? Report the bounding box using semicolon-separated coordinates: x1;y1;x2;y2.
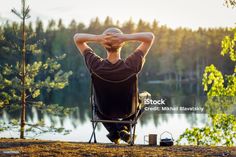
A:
0;0;72;138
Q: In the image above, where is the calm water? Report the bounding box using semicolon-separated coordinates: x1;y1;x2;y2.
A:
0;80;209;144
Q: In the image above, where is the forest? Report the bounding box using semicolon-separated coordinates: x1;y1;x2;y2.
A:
0;17;234;83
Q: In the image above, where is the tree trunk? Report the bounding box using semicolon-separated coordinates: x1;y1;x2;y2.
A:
20;14;26;139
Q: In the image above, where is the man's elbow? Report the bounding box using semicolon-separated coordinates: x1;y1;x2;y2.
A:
73;33;79;43
147;32;155;43
73;33;85;44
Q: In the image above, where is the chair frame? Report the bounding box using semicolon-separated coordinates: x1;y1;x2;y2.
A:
88;72;142;146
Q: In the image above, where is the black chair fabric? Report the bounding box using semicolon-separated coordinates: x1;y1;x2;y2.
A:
91;73;137;119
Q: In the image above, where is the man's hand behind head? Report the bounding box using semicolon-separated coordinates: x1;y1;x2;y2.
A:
101;33;125;53
106;33;125;47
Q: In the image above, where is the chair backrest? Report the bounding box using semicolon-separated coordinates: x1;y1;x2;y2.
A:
91;72;138;119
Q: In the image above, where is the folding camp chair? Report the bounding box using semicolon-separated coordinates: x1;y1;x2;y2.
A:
88;72;144;145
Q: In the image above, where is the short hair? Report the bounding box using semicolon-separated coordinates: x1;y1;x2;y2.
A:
103;27;123;35
103;27;123;53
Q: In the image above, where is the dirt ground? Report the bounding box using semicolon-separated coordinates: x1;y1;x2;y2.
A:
0;138;236;157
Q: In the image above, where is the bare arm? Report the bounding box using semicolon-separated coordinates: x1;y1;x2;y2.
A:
125;32;155;56
109;32;155;57
73;33;106;55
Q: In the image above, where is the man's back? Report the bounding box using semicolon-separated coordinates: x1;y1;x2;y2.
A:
84;48;145;81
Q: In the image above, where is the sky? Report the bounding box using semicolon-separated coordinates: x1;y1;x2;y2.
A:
0;0;236;29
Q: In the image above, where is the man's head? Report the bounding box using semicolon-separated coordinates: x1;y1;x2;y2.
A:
102;27;123;53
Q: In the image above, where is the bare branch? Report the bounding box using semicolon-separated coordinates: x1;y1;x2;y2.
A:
11;8;23;19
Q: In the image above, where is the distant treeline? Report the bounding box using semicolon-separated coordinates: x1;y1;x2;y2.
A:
0;17;234;82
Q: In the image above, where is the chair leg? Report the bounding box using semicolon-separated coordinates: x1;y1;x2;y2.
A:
93;122;97;143
129;122;133;146
89;122;97;143
132;123;137;145
88;122;94;143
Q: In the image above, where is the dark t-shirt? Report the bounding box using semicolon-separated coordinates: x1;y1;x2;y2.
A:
83;49;145;81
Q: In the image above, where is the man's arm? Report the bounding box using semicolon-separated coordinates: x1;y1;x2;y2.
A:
110;32;155;57
73;33;106;55
126;32;155;56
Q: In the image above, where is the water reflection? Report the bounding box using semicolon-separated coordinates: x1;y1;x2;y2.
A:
0;80;208;144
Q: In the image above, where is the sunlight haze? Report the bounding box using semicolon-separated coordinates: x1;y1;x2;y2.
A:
0;0;236;29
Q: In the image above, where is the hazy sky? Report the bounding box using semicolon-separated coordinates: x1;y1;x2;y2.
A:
0;0;236;29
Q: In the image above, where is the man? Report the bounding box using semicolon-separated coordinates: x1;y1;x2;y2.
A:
74;27;154;144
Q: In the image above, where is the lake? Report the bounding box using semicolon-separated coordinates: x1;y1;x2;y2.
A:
0;79;209;144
